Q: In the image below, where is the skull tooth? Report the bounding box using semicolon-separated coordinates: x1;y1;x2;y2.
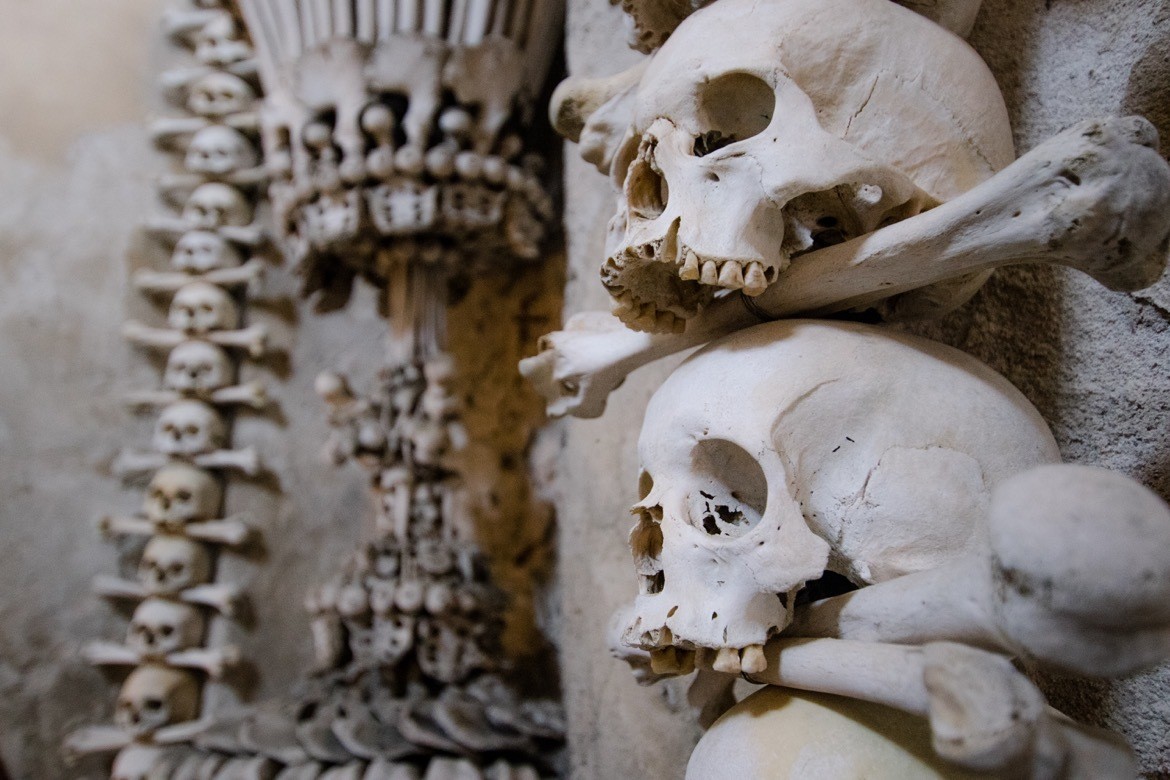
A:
743;262;769;297
718;261;744;290
740;644;767;675
712;646;742;674
679;250;701;281
700;260;719;286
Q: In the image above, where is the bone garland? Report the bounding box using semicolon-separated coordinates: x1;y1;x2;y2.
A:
69;3;275;774
230;0;562;306
521;116;1170;418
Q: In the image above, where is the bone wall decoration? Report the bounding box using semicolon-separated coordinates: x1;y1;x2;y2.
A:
64;2;275;775
524;0;1170;776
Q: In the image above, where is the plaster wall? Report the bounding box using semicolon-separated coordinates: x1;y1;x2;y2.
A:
551;0;1170;777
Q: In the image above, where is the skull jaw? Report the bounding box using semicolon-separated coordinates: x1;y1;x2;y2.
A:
602;243;713;334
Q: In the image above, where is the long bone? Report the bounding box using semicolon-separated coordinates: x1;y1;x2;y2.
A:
725;638;1136;778
112;448;262;477
122;322;268;359
83;641;242;679
133;259;265;295
149;113;261;143
521;116;1170;418
98;513;254;547
92;576;243;617
788;463;1170;679
63;719;220;762
125;379;269;410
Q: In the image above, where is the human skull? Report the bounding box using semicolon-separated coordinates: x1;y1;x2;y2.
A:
194;12;253;67
373;613;416;666
188;72;256;118
144;463;222;526
138;535;213;594
127;598;206;657
593;0;1013;332
168;282;240;334
182;183;253;229
163;340;235;395
152;400;227;456
185;125;258;176
623;320;1058;666
417;618;482;683
170;230;244;274
301;190;362;247
114;664;201;737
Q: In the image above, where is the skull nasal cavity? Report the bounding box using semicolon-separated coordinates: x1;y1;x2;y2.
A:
693;73;775;157
627;155;669;220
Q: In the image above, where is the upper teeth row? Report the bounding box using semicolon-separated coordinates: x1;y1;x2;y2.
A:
678;250;770;297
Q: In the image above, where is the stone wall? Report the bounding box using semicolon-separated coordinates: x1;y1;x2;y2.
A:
551;0;1170;777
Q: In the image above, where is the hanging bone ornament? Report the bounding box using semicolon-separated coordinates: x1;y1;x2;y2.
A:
620;319;1059;672
522;116;1170;418
94;534;243;617
125;341;267;410
788;463;1170;679
100;461;250;545
114;401;261;476
133;231;264;294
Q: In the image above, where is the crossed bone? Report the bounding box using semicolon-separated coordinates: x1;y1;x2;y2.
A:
133;258;265;295
113;448;262;477
125;379;269;410
63;720;214;762
93;575;243;618
521;117;1170;418
83;640;241;679
98;512;253;547
146;219;267;248
123;321;268;360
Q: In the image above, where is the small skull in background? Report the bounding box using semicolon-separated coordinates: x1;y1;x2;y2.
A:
127;598;206;657
416;618;485;684
114;664;201;737
188;72;256;118
163;340;236;395
193;12;252;67
167;282;239;334
170;230;244;274
373;613;416;666
152;400;227;457
185;125;258;176
138;535;212;594
143;462;222;526
182;183;253;229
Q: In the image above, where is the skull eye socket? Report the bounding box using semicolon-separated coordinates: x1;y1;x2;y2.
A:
637;470;654;500
692;73;775;157
686;439;767;539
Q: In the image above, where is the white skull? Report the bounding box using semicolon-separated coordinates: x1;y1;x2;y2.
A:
597;0;1013;332
373;613;416;666
144;463;222;526
182;183;253;229
170;230;244;273
111;744;168;780
167;281;239;334
624;320;1058;661
114;664;201;737
301;190;362;247
163;340;235;394
185;125;258;176
194;12;253;67
127;598;206;657
152;400;227;456
137;534;212;594
188;71;256;118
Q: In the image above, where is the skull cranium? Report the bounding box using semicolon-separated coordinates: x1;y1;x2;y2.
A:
144;462;222;526
114;664;201;737
194;12;253;67
127;598;206;657
182;183;253;229
185;125;258;176
163;340;235;394
188;71;256;118
167;282;239;334
623;320;1058;664
170;230;244;273
590;0;1013;332
137;534;212;594
152;400;227;456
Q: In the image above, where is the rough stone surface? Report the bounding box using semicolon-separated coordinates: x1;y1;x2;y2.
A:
551;0;1170;777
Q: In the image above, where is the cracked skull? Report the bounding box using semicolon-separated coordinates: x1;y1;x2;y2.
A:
168;281;240;334
185;125;258;176
115;664;201;737
596;0;1013;332
623;320;1058;673
127;598;206;657
164;340;235;394
152;400;227;456
144;462;222;526
170;229;244;274
138;534;212;594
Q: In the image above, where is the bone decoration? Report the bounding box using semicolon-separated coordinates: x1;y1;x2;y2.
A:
68;3;277;773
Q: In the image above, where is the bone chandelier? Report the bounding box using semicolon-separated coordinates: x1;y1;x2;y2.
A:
523;0;1170;776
